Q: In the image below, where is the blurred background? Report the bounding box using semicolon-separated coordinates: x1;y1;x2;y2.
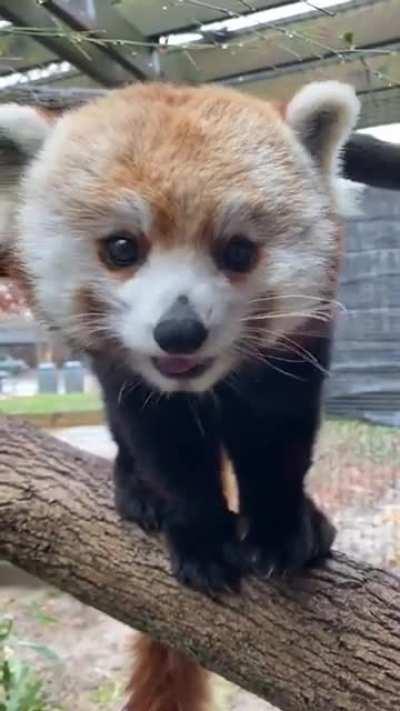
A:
0;2;399;710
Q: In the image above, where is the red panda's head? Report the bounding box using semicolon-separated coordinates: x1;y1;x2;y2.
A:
1;81;360;392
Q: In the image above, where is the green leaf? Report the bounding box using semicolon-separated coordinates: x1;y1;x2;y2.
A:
1;660;12;693
342;30;354;47
0;618;13;642
3;658;47;711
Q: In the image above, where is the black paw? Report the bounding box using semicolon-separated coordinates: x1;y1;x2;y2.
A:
166;511;242;594
243;497;336;576
115;480;167;533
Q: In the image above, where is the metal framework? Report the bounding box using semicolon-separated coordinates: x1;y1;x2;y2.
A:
0;0;398;127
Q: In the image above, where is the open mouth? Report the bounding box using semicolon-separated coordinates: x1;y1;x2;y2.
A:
152;356;213;379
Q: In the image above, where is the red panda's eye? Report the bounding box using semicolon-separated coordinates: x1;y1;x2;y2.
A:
102;232;140;268
218;235;258;274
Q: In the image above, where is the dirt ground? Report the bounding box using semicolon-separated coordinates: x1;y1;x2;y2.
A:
1;418;399;710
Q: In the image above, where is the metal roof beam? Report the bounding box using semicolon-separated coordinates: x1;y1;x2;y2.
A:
123;0;318;38
220;49;400;128
0;0;140;86
43;0;156;81
161;0;397;83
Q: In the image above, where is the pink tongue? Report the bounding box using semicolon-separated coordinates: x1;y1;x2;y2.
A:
156;357;197;375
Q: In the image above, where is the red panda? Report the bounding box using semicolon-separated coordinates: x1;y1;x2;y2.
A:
0;80;361;710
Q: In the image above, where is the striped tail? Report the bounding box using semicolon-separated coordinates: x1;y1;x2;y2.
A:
123;632;210;711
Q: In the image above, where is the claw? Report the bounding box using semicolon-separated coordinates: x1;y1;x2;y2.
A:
241;498;335;576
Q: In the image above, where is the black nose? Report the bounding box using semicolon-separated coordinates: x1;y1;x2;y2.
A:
153;296;208;354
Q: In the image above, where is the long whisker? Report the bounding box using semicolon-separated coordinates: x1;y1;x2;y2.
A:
252;329;331;340
238;328;329;375
187;398;205;437
142;390;156;411
241;309;332;323
264;359;305;381
231;343;304;381
124;379;142;399
49;312;119;341
118;381;128;405
248;294;346;313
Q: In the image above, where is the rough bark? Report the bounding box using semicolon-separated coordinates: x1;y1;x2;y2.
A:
0;416;399;711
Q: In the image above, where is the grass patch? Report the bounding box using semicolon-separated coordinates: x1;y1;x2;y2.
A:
0;393;102;416
89;680;123;707
323;417;400;467
0;615;59;711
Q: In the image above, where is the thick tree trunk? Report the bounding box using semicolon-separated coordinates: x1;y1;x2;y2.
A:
0;416;399;711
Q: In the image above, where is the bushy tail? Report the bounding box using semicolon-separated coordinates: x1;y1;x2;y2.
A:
123;633;210;711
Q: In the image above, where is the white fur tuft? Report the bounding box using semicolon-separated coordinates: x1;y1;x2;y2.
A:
286;81;360;176
0;104;51;156
0;105;53;257
287;80;360;137
333;177;365;218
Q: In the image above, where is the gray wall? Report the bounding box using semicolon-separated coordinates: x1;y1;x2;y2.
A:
326;186;400;427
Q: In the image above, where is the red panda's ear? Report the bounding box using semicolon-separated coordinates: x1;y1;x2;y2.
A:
0;103;55;163
0;105;56;276
285;81;360;176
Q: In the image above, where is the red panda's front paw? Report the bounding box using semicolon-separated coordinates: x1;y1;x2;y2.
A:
243;497;336;576
166;511;242;594
115;479;167;533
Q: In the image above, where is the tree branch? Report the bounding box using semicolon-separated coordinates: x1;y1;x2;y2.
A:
0;416;399;711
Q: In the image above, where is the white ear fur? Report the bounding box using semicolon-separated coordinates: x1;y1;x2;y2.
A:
286;81;360;177
333;177;365;218
0;104;53;261
0;103;52;157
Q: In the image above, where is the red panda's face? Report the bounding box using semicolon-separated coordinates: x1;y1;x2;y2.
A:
14;82;360;393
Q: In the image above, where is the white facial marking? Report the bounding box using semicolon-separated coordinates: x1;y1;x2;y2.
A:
112;247;249;392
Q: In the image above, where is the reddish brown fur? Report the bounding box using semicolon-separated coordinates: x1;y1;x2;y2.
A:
0;247;13;278
47;82;303;254
124;634;210;711
1;249;33;303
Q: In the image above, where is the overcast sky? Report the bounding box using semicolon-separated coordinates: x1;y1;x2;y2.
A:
361;124;400;143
